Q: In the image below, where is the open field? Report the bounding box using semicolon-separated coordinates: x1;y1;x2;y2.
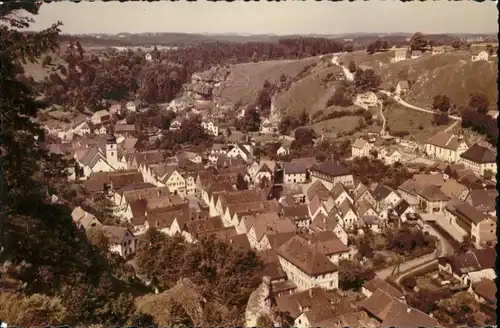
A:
23;50;67;82
384;104;453;143
306;116;362;137
338;50;395;70
218;57;321;106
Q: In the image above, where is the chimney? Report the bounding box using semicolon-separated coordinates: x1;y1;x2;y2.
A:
309;288;313;298
307;239;312;245
406;308;411;313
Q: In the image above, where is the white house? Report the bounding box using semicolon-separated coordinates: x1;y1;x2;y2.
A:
351;138;372;158
392;48;408;63
459;144;496;177
425;132;469;164
283;162;307;184
277;235;339;291
100;225;137;258
310;162;354;190
383;149;402;165
201;120;219;136
145;53;153;61
276;145;291;157
410;50;423;59
356;91;378;107
395;80;409;96
438;248;495;286
126;101;137;112
471;51;489;62
338;199;359;230
71;206;102;230
227;144;253;162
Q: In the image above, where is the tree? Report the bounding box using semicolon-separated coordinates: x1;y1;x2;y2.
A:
468;92;490;114
225;127;232;138
125;111;137;124
86;227;110;252
410;32;428;51
436;291;484;326
348;60;357;73
294;127;316;148
257;314;275;328
459;235;474;253
338;259;375;291
432;112;450;126
432;94;451;112
236;173;248;190
451;39;462;50
344;44;354;53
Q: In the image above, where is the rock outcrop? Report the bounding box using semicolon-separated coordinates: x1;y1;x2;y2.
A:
245;276;273;327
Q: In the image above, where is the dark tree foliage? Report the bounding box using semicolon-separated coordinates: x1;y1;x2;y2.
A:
236;173;249;190
366;39;390;54
135;232;264;315
468;92;490;114
432;94;451;112
237;107;261;132
347;60;357;73
410;32;428;51
0;4;150;325
354;68;381;91
345;158;413;188
461;107;497;146
432;112;450;126
338;259;375;291
293;127;316;148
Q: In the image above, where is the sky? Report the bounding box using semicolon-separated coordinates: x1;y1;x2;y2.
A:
30;1;498;35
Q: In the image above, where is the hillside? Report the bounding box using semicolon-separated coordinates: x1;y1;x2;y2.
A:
342;50;497;111
217;57;323;106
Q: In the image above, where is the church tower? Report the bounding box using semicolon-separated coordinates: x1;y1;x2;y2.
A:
105;132;118;167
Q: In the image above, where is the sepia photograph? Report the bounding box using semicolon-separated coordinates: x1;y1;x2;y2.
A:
0;0;497;327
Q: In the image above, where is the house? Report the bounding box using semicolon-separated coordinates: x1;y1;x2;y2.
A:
74;134;122;179
276;145;290;157
310;161;354;190
338;199;358;230
282;204;311;228
94;125;108;135
260;118;275;134
432;46;446;55
425;132;469;163
372;184;401;210
71;206;102;230
392;48;408;63
114;124;136;137
125;101;137;112
91;109;111;125
227;144;253;162
469;279;496;307
392;199;416;223
351;138;372;158
471;50;489;62
352;182;377;208
331;183;352;206
466;189;496;215
362;289;438;327
275;288;338;328
440;179;469;201
382;149;402;165
417;185;450;214
459;144;496;177
200;120;219;136
99;225;136;258
246;213;296;251
356;91;378;107
277;235;339;291
310;212;348;246
395;80;410;96
283;162;307;184
361;277;405;301
145;53;153;61
169;117;184;131
410;50;423;59
438;248;495;286
444;200;496;247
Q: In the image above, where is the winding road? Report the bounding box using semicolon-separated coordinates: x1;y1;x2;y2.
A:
331;54;462;132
